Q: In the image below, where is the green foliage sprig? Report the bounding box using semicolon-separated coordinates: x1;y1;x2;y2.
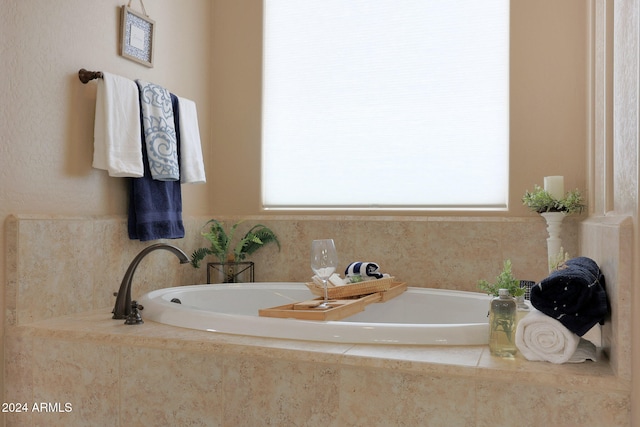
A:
522;185;585;214
550;247;570;272
478;259;525;297
190;219;280;268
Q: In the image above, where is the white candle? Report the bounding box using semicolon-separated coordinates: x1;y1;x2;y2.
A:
544;176;564;200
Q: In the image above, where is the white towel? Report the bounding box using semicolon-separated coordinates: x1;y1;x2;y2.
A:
92;72;143;177
177;97;206;184
515;308;595;364
569;338;598;363
135;79;180;181
582;323;602;347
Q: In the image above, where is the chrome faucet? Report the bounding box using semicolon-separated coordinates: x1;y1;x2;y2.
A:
113;243;190;320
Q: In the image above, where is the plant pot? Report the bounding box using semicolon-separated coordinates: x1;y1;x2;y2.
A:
207;261;255;284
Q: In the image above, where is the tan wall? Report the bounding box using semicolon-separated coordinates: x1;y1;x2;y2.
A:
0;4;212;286
0;0;590;284
211;0;589;216
610;1;640;425
4;0;618;424
0;1;212;424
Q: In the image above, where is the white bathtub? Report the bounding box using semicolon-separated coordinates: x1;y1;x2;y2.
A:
138;283;492;345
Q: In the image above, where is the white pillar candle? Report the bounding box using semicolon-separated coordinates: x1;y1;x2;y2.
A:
544;176;564;200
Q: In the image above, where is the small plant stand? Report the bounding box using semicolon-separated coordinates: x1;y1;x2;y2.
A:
207;261;254;284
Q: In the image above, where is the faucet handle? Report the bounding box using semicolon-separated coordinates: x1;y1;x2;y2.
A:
124;300;144;325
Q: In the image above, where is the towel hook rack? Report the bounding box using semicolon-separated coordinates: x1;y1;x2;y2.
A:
78;68;103;84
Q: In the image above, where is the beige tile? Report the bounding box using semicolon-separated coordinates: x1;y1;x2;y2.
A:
31;338;119;427
16;218;94;324
579;215;633;381
343;344;483;375
427;219;504;291
5;215;19;325
4;334;34;401
337;365;476;426
348;219;431;287
223;355;340;426
4;334;34;427
92;216;204;310
120;346;223;426
91;216;138;309
6;213;632;427
476;348;622;392
6;307;632;427
476;380;630;427
8;214;584;323
499;217;548;282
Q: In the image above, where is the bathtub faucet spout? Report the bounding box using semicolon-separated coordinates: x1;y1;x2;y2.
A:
113;243;190;320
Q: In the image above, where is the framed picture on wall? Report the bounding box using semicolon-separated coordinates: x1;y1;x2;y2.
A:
120;5;155;67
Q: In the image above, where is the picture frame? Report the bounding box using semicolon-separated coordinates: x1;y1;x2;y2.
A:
120;5;155;68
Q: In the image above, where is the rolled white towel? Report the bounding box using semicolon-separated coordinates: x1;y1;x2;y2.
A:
570;338;598;363
515;308;580;364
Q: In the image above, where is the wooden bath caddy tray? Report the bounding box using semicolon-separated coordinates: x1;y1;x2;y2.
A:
306;276;396;299
259;281;407;321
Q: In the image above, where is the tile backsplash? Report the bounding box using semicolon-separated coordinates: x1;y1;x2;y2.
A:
6;213;575;325
3;212;632;406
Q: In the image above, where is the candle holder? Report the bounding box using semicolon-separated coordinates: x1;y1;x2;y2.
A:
540;212;566;272
523;179;585;272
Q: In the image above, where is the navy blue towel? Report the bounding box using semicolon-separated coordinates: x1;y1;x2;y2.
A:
128;93;185;241
530;257;608;336
345;262;384;279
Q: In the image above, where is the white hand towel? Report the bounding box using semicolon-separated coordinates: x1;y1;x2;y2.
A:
93;72;143;177
177;97;206;184
515;308;581;364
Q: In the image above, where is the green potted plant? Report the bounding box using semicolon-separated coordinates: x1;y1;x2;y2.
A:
522;185;585;214
477;259;524;298
191;219;280;282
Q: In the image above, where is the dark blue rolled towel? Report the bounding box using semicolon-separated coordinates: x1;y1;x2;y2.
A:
530;257;608;336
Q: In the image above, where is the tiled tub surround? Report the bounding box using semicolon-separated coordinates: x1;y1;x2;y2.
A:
4;313;630;427
6;214;578;325
4;214;632;426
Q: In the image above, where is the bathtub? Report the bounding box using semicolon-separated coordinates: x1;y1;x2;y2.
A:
138;283;492;345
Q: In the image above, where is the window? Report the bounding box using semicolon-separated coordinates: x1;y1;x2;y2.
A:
262;0;509;210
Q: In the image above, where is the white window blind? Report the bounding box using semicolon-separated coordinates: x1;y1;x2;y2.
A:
262;0;509;210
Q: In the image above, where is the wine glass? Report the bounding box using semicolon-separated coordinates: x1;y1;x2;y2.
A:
310;239;338;309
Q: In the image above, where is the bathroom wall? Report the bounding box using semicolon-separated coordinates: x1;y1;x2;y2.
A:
579;0;640;414
0;2;590;314
608;0;640;423
1;1;212;425
4;0;635;425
